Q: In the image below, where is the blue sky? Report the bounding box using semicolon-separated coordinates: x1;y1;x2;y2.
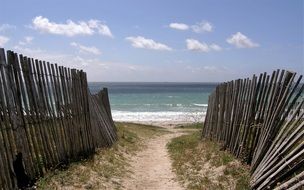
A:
0;0;302;82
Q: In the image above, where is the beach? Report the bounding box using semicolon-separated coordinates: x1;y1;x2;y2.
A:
89;82;215;124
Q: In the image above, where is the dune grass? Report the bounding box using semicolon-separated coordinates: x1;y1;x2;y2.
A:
174;122;203;129
167;130;250;190
36;122;168;189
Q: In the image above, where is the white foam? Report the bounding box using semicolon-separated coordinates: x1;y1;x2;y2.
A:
163;103;183;107
112;110;206;122
193;103;208;107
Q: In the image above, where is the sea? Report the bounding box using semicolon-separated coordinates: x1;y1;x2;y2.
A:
88;82;218;123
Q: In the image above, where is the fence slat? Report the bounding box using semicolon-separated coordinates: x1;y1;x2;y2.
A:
202;70;304;189
0;48;117;189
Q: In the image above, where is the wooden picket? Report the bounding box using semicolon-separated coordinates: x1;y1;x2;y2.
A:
0;48;117;189
202;70;304;189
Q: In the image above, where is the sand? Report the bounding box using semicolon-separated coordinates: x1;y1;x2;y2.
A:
121;125;185;190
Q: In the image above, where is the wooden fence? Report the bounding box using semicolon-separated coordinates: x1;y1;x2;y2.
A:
202;70;304;189
0;48;117;189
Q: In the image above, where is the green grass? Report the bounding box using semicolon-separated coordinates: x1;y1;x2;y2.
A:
36;122;168;190
167;130;250;190
175;122;203;129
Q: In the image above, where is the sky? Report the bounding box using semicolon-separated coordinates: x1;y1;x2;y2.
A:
0;0;303;82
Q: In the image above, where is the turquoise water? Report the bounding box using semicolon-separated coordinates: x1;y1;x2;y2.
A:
89;82;217;122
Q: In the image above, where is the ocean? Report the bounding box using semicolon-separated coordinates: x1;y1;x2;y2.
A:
88;82;217;123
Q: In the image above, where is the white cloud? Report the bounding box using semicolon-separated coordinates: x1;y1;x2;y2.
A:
25;36;33;43
186;39;209;52
0;36;9;47
126;36;172;51
13;45;48;56
186;65;229;74
191;21;213;33
87;20;113;37
19;36;34;46
11;45;234;82
186;39;221;53
169;23;189;30
13;45;92;68
226;32;259;48
18;42;26;46
10;45;151;82
210;43;222;51
0;24;16;32
32;16;113;37
70;42;101;55
128;65;138;71
73;56;91;67
203;66;218;72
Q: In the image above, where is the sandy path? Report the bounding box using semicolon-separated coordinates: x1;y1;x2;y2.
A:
122;129;184;190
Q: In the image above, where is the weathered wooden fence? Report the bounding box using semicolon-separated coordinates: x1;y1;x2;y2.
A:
202;70;304;189
89;88;117;148
0;48;117;189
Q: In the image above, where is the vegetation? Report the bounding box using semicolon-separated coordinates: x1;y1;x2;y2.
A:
167;129;250;190
175;122;203;129
36;122;168;189
36;122;250;190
